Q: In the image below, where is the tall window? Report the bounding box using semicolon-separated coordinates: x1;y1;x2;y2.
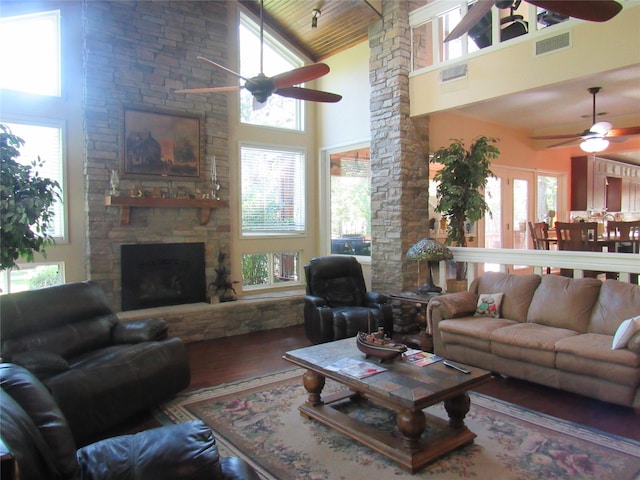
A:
0;10;61;96
239;12;303;130
329;147;371;257
241;145;305;235
3;121;65;239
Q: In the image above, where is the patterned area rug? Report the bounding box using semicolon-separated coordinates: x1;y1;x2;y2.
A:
156;369;640;480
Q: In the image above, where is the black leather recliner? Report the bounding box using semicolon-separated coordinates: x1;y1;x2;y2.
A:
0;281;191;444
303;256;394;344
0;363;259;480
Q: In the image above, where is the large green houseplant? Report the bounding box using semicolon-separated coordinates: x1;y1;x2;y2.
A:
1;124;60;271
430;136;499;281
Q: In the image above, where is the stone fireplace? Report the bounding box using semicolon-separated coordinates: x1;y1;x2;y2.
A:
121;242;206;311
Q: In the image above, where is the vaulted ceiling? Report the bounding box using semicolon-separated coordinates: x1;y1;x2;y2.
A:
238;0;383;62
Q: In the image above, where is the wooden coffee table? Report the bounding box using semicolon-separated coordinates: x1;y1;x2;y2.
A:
283;338;492;473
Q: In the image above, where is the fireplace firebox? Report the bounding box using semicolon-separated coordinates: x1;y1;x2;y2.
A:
121;242;206;311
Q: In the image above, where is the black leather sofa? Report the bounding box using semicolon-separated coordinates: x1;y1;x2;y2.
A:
0;363;259;480
0;281;191;444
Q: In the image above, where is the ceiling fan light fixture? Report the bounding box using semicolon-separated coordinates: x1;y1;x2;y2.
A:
580;137;609;153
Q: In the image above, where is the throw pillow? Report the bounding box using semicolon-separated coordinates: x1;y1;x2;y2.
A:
474;292;504;318
611;316;640;350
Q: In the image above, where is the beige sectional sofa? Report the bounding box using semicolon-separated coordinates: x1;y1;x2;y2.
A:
428;272;640;409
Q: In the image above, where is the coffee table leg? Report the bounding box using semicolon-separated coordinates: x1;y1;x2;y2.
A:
302;369;326;406
397;408;427;450
444;393;471;430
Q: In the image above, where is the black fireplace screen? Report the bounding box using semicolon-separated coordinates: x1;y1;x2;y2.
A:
121;242;206;311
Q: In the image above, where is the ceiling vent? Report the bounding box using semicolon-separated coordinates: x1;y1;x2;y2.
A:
535;31;571;56
440;63;468;83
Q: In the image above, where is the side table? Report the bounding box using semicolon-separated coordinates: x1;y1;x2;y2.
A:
389;291;441;352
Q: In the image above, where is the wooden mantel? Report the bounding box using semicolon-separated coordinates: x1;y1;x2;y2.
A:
104;195;228;225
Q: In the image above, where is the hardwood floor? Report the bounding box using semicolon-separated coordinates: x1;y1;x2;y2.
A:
114;324;639;443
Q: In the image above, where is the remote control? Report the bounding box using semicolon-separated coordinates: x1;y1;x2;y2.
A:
443;360;470;374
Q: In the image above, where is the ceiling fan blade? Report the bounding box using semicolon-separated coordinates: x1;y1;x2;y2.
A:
444;0;493;42
197;56;249;82
275;86;342;103
547;138;581;148
606;126;640;138
528;1;622;22
175;86;242;94
531;133;582;140
271;63;330;89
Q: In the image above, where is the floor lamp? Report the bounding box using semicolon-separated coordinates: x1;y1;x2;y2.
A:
407;237;453;294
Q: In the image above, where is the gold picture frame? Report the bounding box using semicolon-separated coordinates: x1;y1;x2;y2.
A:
122;107;202;179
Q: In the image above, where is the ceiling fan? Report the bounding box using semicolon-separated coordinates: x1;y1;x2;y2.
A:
175;0;341;104
530;87;640;153
444;0;623;43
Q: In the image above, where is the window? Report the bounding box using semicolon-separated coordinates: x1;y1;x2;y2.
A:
329;147;371;257
0;10;61;96
0;262;64;294
239;12;303;130
241;145;305;235
241;251;300;289
4;121;65;239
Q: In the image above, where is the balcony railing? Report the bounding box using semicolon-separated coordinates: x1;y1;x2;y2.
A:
435;247;639;288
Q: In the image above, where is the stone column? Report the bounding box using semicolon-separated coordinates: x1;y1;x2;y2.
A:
369;0;431;314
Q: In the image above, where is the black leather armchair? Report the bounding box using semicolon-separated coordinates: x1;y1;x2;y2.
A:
0;363;259;480
304;256;394;344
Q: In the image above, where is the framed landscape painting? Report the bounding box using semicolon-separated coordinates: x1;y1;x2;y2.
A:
122;107;202;179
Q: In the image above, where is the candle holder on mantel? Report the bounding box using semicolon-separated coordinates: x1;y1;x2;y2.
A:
210;155;221;200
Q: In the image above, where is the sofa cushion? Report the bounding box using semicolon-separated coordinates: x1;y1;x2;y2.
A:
612;316;640;350
628;332;640;355
589;280;640;336
490;323;579;368
555;334;640;387
9;350;69;380
439;317;518;352
526;275;601;333
474;293;503;318
474;272;541;322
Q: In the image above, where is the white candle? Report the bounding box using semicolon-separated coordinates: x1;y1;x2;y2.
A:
212;155;217;180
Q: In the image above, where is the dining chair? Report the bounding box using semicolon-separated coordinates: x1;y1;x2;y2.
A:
555;222;600;278
528;221;551;274
606;220;640;253
528;221;549;250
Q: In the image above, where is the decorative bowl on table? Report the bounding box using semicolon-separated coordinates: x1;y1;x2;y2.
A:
356;329;407;363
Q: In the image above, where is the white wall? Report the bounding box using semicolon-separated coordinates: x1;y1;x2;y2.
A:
317;41;371;147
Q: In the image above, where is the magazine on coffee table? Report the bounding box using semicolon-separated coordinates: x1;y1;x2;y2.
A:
403;348;443;367
325;357;387;378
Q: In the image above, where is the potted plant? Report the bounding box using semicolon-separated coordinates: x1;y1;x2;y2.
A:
1;124;60;271
430;136;499;288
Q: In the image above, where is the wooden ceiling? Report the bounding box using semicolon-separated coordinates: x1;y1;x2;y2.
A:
238;0;383;62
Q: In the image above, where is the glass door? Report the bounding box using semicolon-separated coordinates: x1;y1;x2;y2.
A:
484;166;535;272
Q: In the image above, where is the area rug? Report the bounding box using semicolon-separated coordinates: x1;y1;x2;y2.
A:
155;368;640;480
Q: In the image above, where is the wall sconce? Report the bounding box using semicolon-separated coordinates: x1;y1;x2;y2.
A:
312;8;321;28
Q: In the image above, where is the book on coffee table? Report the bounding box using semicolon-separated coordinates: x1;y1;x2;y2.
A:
325;357;387;378
403;349;443;367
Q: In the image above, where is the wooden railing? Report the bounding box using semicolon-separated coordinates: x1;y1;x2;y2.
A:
435;247;639;288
